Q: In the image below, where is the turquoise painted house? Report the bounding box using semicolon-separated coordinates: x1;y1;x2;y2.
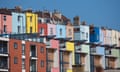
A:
12;12;26;34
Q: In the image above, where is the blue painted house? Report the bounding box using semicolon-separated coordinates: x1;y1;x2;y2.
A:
56;24;66;38
90;26;105;72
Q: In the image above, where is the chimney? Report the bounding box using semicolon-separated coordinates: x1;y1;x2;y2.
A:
15;6;22;12
101;26;106;30
50;12;53;18
90;24;94;33
66;19;72;26
81;21;86;25
53;10;61;19
73;16;80;25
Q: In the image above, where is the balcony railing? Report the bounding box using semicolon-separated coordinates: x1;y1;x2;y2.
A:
46;41;50;46
0;48;8;54
0;51;8;54
90;48;96;53
30;52;37;57
0;62;8;69
59;43;66;48
62;68;67;72
47;66;52;72
105;50;111;55
46;41;51;48
75;46;81;51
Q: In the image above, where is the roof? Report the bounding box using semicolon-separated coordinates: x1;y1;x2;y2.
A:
35;11;51;18
36;11;70;23
0;8;12;15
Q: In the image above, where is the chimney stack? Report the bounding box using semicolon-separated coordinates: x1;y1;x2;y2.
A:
90;24;94;33
15;6;22;12
81;21;86;25
66;19;72;26
73;16;80;25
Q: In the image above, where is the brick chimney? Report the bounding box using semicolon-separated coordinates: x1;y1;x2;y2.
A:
15;6;22;12
73;16;80;25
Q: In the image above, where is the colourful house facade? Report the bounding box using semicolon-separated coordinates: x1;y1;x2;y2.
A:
46;39;60;72
102;28;118;69
90;26;105;72
38;23;47;35
111;30;120;68
66;23;74;40
74;24;90;72
26;12;38;33
56;24;66;38
0;9;12;34
65;42;74;72
12;12;26;34
47;24;56;36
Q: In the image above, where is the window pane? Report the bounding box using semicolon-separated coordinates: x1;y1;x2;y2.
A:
22;59;25;69
18;26;21;33
30;16;32;22
50;28;53;35
14;57;18;64
75;53;80;64
22;44;25;55
3;16;6;21
14;42;18;49
41;60;44;67
30;27;32;33
40;28;44;34
40;47;44;53
86;33;88;38
60;28;62;35
3;25;7;33
18;16;21;21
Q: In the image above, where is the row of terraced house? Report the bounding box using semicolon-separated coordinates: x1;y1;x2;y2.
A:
0;6;120;72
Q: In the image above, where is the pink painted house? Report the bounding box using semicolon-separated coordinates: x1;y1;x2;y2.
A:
46;39;60;72
47;23;56;36
0;9;12;34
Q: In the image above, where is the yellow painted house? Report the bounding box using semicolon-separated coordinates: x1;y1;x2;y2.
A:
66;42;75;72
26;12;38;33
